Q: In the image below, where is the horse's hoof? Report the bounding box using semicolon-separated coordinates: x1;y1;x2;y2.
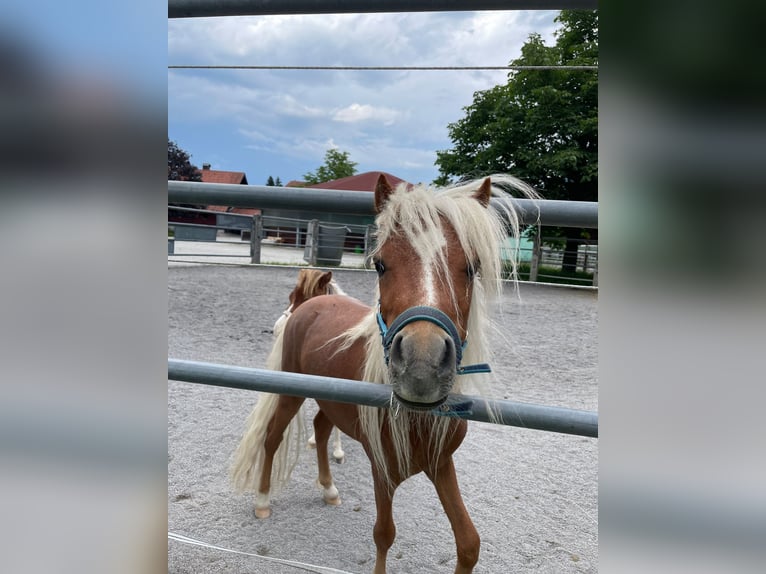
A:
307;436;317;449
318;481;341;506
254;506;272;519
332;451;345;464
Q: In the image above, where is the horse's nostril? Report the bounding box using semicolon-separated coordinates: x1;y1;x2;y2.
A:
390;332;404;364
440;337;456;371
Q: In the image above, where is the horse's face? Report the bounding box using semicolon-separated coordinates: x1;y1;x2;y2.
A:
373;176;490;410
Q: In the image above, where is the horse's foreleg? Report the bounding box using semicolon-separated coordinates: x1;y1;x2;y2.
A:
371;474;398;574
426;457;480;574
312;409;341;506
255;395;305;519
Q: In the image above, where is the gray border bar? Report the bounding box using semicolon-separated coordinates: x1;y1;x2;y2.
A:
170;1;599;19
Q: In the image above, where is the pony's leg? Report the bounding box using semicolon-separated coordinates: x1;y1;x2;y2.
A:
311;410;341;506
331;427;345;463
371;473;399;574
255;395;305;519
425;457;480;574
308;426;345;464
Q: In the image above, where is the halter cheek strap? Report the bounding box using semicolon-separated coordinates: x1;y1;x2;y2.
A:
376;303;491;375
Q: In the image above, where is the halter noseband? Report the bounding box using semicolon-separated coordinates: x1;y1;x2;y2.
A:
376;303;491;375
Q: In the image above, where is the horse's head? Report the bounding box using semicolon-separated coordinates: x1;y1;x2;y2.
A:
288;269;333;310
372;175;494;411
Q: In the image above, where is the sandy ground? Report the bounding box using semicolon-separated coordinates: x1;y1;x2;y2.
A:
168;265;598;573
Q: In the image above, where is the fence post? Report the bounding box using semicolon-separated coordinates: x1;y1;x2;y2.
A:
250;214;262;264
592;260;598;287
305;219;319;266
529;231;541;282
363;224;374;268
582;245;588;274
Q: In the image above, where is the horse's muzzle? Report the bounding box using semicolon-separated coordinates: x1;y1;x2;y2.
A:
388;328;456;408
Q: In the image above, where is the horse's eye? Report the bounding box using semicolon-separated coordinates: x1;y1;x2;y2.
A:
467;263;479;280
374;259;386;276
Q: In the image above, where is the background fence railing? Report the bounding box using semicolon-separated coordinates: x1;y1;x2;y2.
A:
168;206;598;286
169;195;598;284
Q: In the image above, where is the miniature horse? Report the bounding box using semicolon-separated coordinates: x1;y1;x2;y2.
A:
232;269;346;491
232;174;533;573
274;268;346;463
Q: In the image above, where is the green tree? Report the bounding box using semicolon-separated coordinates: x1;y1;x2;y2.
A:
167;139;205;213
303;149;357;185
435;10;597;271
266;176;275;186
168;139;202;182
275;176;282;186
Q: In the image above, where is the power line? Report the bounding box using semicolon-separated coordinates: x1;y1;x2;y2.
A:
168;64;597;71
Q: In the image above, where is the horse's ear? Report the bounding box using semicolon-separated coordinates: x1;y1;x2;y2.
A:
318;271;333;290
374;174;394;213
473;177;492;208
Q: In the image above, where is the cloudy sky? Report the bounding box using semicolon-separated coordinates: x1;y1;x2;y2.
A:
168;11;559;186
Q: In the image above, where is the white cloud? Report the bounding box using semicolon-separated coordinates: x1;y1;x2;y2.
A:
274;94;325;118
332;103;400;125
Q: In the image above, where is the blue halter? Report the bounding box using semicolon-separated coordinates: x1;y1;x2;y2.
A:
376;303;491;375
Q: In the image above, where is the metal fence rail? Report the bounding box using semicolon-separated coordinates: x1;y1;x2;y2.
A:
168;358;598;438
168;181;598;229
169;0;600;19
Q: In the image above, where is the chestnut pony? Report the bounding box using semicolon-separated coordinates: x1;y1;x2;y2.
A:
274;268;346;463
232;174;532;573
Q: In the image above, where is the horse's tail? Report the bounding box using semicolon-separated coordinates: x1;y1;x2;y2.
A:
230;318;306;495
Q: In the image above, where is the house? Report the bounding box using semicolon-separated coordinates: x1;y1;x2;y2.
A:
168;164;255;238
263;171;413;248
199;164;259;235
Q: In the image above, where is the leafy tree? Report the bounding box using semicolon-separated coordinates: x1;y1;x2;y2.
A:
435;10;597;271
266;176;275;186
303;149;357;185
275;176;282;186
168;139;204;214
168;139;202;182
266;176;283;187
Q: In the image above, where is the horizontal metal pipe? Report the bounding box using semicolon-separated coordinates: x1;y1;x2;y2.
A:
169;0;599;19
168;221;237;230
169;205;253;218
168;253;248;258
168;358;598;438
493;196;597;229
168;181;598;228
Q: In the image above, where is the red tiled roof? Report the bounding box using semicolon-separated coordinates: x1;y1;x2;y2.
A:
284;180;309;188
204;205;261;216
200;168;248;185
199;168;249;212
306;171;412;192
230;207;261;216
